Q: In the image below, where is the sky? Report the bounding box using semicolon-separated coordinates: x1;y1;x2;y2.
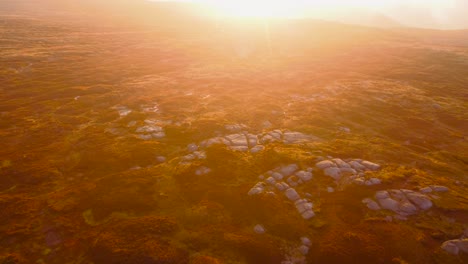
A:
150;0;468;29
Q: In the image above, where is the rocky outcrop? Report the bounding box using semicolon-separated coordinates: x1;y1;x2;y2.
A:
362;189;433;217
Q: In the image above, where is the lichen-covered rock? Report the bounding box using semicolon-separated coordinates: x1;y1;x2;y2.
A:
301;210;315;219
378;198;400;211
420;187;432;193
441;240;460;255
349;161;366;171
361;161;381;171
272;172;284;181
404;192;432;210
324;167;341;180
375;191;390;200
362;198;381;210
332;158;350;168
285;188;300;201
431;185;449;192
295;170;313;182
279;164;299;177
254;224;266;234
187;143;198;152
316;160;335;169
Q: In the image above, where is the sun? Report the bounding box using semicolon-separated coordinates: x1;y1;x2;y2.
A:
205;0;303;18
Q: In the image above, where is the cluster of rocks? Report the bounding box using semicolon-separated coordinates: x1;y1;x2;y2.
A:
420;185;449;193
199;130;318;154
282;237;312;264
113;105;132;117
135;124;166;140
441;239;468;255
362;189;439;217
195;166;211;176
315;158;382;185
248;164;315;220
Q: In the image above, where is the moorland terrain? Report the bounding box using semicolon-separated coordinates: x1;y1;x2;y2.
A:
0;1;467;263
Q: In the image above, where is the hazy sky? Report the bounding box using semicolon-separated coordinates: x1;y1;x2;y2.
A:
151;0;468;29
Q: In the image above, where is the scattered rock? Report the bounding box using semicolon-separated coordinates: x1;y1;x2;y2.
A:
280;164;299;177
254;224;265;234
431;185;449;192
324;167;341;180
405;191;432;210
441;240;460;255
327;187;334;193
301;210;315;220
301;237;311;246
156;156;166;163
361;161;381;171
187;143;198;152
315;160;335;169
378;198;400;211
298;245;309;255
420;187;432;193
285;188;300;201
195;166;211;176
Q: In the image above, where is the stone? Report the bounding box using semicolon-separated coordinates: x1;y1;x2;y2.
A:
375;191;390;200
272;172;284;180
298;245;309;255
431;185;449;192
456;239;468;253
349;161;366;171
365;180;372;186
279;164;299;177
136;125;163;133
441;240;460;255
340;167;357;176
250;145;265;153
378;198;400;211
156;156;166;163
195;167;211;176
301;237;312;246
316;160;335;169
285;188;300;201
399;202;418;215
187;143;198;152
193;151;206;159
301;210;315;219
296;202;313;214
332;158;351;168
361;161;381;171
127;121;137;127
420;187;433;193
369;178;382;185
254;224;265;234
354;178;365;185
338;127;351;133
295;171;313;182
405;192;432;210
366;200;381;210
266;177;276;185
276;182;286;191
324;167;341;180
327;187;335;193
225;124;246;132
248;187;263;196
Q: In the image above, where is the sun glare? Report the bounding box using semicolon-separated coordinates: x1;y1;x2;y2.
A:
207;0;301;18
201;0;456;19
